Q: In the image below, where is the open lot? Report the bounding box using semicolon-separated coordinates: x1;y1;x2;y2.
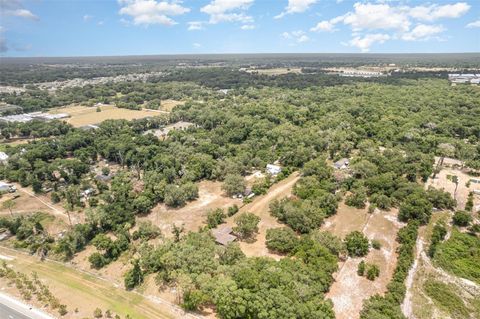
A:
324;205;403;319
426;166;479;210
138;181;241;237
159;99;184;112
48;104;159;127
224;172;300;259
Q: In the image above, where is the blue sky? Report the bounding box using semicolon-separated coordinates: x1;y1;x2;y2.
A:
1;0;479;57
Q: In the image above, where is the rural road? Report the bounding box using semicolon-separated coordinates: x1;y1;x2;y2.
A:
0;292;54;319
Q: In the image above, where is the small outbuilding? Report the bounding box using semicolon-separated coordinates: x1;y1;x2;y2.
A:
211;226;237;246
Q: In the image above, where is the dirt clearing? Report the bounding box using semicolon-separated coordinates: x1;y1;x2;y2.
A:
48;104;159;127
325;207;403;319
224;172;300;259
138;181;241;237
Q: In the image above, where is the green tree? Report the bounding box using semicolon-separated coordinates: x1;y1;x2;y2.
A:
124;260;144;290
345;231;369;257
2;199;16;218
233;212;260;240
221;174;246;196
265;227;298;254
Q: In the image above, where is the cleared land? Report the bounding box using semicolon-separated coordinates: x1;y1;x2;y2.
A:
158;99;184;112
224;172;300;259
0;247;196;319
48;105;159;127
324;205;403;319
138;180;241;237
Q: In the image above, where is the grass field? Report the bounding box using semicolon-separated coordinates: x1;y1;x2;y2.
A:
245;67;302;75
0;247;187;319
48;104;160;127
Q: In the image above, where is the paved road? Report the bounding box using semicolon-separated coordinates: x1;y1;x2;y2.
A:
0;293;54;319
0;302;32;319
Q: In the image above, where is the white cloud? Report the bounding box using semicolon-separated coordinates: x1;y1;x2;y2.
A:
275;0;318;19
193;42;201;48
187;21;205;30
118;0;190;26
409;2;470;21
83;14;93;21
201;0;253;24
311;1;470;52
466;20;480;28
349;33;390;52
282;30;309;43
241;24;255;30
342;3;411;32
401;24;444;41
310;20;336;32
97;21;105;26
0;0;38;20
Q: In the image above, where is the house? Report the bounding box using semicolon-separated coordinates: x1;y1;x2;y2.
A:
334;158;349;170
470;178;480;184
144;121;195;138
473;189;480;195
81;188;95;198
0;152;8;164
211;226;237;246
266;164;282;175
0;182;16;193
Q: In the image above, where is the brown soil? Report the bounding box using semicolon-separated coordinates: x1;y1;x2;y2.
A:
224;172;300;260
325;207;403;319
138;181;242;238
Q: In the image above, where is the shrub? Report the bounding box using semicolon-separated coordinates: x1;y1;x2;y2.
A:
227;204;239;217
452;211;472;227
371;239;381;250
345;231;369;257
88;252;108;269
222;174;246;196
265;228;298;254
124;260;144;290
428;221;447;257
93;308;103;318
206;208;226;229
357;260;366;276
366;264;380;281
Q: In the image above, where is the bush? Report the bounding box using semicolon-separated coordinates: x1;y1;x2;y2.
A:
124;260;144;290
345;231;369;257
132;221;161;241
357;260;366;276
345;188;367;209
206;208;226;229
366;264;380;280
58;304;68;316
227;204;239;217
233;212;260;240
428;221;447;257
371;239;381;250
265;228;298;254
399;193;433;225
88;252;108;269
182;290;209;311
93;308;103;318
452;211;472;227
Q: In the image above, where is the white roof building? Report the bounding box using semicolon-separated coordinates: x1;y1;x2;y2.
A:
266;164;282;175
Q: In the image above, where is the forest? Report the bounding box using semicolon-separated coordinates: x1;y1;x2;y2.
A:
0;57;479;319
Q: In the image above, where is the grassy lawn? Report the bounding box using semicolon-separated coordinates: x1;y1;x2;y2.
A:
0;247;175;319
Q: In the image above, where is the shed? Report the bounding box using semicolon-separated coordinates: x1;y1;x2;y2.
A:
212;226;237;246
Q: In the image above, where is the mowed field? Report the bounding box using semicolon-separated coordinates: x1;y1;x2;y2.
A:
48;104;160;127
0;247;191;319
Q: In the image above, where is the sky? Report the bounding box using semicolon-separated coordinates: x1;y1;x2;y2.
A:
1;0;479;57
